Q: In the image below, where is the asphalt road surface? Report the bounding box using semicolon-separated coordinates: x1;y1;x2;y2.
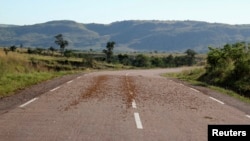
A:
0;68;249;141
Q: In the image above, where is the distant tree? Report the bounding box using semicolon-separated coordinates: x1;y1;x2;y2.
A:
27;48;33;54
54;34;69;56
118;54;130;65
185;49;197;66
103;41;115;63
174;56;186;67
151;56;164;67
133;54;150;67
48;46;56;55
163;54;175;67
3;48;9;55
10;45;17;52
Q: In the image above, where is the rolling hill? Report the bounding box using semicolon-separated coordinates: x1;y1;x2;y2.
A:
1;20;250;52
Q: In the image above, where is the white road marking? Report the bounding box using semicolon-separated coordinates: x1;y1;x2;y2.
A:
209;97;224;105
179;83;184;86
50;86;60;92
67;80;73;84
246;115;250;119
190;88;200;93
77;76;81;79
126;73;143;129
19;98;38;108
134;113;143;129
132;100;137;109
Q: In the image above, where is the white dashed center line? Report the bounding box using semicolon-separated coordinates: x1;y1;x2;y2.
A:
134;112;143;129
50;86;60;92
67;80;73;84
190;88;200;93
132;100;137;109
126;72;144;129
179;83;184;86
209;96;224;105
19;97;38;108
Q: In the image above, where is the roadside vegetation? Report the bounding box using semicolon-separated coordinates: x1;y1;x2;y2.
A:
202;42;250;96
0;36;202;97
164;42;250;102
0;50;76;97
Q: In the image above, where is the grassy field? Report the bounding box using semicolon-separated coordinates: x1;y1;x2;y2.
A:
163;68;250;104
0;49;80;97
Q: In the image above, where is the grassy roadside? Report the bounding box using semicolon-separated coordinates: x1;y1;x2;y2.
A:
0;71;77;98
162;67;250;104
0;48;131;98
0;50;82;98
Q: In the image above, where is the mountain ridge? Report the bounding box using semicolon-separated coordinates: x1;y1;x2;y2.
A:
1;20;250;52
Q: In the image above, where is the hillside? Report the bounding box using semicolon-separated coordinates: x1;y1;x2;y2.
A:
1;20;250;52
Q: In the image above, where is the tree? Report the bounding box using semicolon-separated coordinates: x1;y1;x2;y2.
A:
54;34;68;56
10;45;17;52
163;54;175;67
185;49;197;66
48;46;56;55
118;54;130;65
103;41;115;63
133;54;150;67
151;56;163;67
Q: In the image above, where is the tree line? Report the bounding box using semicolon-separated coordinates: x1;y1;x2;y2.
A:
2;34;198;68
115;50;196;68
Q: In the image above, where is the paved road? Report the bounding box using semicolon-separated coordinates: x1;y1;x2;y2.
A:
0;68;249;141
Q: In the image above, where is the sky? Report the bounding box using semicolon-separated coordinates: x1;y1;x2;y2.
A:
1;0;250;25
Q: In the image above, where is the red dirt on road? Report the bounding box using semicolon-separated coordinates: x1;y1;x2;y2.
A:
0;68;249;141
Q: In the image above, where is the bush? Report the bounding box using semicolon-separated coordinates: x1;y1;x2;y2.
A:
133;54;150;67
201;42;250;96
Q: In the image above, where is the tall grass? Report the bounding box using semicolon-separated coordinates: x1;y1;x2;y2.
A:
0;49;75;97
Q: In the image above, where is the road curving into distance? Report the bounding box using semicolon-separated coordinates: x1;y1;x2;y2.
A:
0;68;249;141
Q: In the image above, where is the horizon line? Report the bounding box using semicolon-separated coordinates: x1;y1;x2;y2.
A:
1;19;250;26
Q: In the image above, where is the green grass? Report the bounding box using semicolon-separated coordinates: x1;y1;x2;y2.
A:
0;71;76;98
163;67;250;104
0;48;131;97
0;49;83;97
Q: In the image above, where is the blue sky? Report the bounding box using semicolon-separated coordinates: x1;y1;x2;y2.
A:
1;0;250;25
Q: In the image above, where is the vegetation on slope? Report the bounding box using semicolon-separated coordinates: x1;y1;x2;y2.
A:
201;42;250;96
164;42;250;99
0;49;77;97
0;42;201;98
